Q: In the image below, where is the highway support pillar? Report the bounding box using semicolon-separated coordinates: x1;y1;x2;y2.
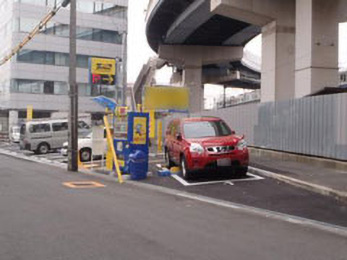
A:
261;20;296;103
159;45;243;113
295;0;339;97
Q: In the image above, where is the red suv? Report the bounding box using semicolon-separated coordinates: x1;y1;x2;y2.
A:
165;117;249;179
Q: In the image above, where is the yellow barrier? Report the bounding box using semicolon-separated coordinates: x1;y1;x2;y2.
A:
157;120;162;153
78;152;86;170
105;147;113;170
103;115;123;183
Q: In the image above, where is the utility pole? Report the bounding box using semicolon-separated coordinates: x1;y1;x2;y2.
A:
121;30;128;106
68;0;78;171
223;86;226;108
115;57;121;104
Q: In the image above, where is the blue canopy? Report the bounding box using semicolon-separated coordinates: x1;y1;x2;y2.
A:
92;96;117;111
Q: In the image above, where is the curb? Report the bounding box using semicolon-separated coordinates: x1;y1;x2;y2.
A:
249;148;347;171
248;166;347;203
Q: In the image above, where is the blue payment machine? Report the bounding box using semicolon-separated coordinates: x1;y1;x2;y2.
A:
114;112;149;174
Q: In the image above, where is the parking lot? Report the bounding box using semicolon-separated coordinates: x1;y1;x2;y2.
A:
1;141;347;228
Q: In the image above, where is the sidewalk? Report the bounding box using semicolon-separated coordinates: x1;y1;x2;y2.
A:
248;149;347;202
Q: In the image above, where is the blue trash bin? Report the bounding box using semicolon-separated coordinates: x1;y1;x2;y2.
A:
129;150;148;180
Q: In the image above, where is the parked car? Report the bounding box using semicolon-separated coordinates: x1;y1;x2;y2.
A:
61;128;111;162
20;119;90;154
164;117;249;179
10;125;21;143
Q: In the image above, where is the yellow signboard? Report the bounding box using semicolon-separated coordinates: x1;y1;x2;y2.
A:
144;86;189;110
91;58;116;75
133;117;147;145
27;105;33;121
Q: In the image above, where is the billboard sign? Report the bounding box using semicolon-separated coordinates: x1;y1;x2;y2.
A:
89;58;116;86
144;86;189;111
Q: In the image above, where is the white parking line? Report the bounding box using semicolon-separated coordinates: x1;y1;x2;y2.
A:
171;173;264;187
231;173;264;182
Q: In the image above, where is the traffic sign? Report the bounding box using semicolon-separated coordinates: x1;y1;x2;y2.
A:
91;74;115;85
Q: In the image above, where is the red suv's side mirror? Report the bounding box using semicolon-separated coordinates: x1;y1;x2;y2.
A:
231;130;236;135
176;133;182;141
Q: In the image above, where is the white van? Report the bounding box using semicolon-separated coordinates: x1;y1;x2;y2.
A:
20;119;90;154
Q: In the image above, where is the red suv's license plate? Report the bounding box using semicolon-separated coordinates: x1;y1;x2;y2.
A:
217;158;231;167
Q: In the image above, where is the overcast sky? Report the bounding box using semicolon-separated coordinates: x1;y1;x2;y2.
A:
127;0;347;85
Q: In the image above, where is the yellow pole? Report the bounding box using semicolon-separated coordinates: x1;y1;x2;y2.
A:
157;120;163;153
105;148;113;170
103;115;123;183
78;152;86;170
27;105;33;121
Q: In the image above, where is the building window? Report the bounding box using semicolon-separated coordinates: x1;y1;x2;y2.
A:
54;23;70;37
15;0;127;18
15;79;43;94
78;83;92;96
55;53;69;66
10;79;97;96
32;51;45;64
77;55;89;68
54;82;68;95
15;18;123;44
43;81;54;94
17;49;113;70
46;52;55;65
76;27;94;41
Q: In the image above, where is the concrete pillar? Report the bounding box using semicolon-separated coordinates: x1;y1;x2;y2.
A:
9;110;19;130
159;45;243;113
170;71;182;85
261;21;296;102
183;65;203;113
295;0;339;97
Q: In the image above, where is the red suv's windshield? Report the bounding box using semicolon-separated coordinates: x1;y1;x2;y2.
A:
183;120;232;139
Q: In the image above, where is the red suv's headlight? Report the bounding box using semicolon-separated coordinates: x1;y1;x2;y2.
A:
236;139;247;150
189;143;204;154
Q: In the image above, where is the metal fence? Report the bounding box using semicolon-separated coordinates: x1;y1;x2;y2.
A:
167;93;347;161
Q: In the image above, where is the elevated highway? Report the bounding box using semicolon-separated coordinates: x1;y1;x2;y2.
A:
145;0;346;112
143;0;261;111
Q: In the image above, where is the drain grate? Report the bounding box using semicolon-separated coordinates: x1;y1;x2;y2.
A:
63;181;105;188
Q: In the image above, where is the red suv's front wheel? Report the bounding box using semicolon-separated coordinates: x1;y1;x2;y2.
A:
165;148;175;168
181;155;192;180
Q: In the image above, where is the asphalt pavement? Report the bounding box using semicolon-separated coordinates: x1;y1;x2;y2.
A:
146;161;347;227
0;153;347;260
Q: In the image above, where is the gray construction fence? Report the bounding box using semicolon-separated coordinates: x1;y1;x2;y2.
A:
163;93;347;161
